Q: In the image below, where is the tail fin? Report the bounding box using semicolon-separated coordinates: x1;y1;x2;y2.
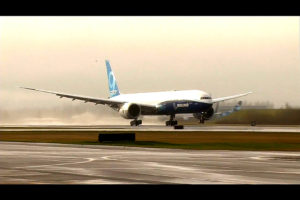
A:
233;101;242;112
105;60;120;98
212;101;243;120
220;101;242;117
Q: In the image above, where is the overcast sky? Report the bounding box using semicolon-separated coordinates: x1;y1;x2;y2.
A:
1;16;299;110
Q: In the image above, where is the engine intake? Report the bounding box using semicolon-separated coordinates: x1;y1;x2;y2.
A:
119;103;141;119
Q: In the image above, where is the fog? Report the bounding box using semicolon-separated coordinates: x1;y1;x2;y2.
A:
0;100;274;125
1;16;299;124
0;102;167;125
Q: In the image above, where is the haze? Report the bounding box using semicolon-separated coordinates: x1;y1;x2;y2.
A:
0;16;299;124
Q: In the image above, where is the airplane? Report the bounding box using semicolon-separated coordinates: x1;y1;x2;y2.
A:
20;60;252;126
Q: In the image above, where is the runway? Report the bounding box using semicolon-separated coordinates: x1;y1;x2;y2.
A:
2;125;300;132
1;141;300;184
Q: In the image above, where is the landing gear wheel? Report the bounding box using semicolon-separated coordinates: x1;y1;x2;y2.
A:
130;119;142;126
166;114;177;126
130;120;136;126
174;125;184;129
166;120;178;126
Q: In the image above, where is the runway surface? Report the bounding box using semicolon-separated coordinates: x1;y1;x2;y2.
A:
1;141;300;184
2;125;300;132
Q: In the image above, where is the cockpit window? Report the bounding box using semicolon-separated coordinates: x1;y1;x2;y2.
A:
201;96;211;99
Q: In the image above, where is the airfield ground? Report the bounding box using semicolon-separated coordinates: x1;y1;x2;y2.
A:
2;125;300;184
1;126;300;151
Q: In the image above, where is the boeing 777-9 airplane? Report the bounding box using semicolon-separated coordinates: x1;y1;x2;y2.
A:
21;60;252;126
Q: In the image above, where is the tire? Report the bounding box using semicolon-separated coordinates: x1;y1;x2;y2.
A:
130;121;137;126
174;125;184;129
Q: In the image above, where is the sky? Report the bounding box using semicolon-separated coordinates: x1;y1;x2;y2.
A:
1;16;300;113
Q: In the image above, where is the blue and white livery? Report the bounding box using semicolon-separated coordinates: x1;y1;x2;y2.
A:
105;60;120;98
20;60;252;126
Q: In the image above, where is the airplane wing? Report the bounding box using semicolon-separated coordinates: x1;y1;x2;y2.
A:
212;92;252;103
19;87;157;111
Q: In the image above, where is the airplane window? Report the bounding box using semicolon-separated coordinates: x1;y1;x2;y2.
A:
201;97;211;99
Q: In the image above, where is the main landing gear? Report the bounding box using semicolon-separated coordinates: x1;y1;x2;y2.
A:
199;115;205;124
197;113;205;124
130;119;142;126
165;114;178;126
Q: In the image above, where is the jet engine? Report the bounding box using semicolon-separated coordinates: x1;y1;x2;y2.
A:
119;103;141;119
193;107;214;120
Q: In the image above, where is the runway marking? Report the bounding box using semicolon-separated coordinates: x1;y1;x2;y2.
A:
0;173;51;177
101;156;118;161
99;155;198;171
146;162;195;171
68;179;131;184
244;170;300;175
3;142;300;184
250;156;265;160
100;153;300;177
15;158;96;169
250;154;300;161
100;156;198;171
96;156;262;183
205;168;300;175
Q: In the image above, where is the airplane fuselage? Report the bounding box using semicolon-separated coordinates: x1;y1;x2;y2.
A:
111;90;213;115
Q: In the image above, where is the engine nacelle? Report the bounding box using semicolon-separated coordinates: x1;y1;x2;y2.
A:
119;103;141;119
193;107;214;120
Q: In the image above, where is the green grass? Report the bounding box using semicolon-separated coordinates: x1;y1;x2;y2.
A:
2;129;300;151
